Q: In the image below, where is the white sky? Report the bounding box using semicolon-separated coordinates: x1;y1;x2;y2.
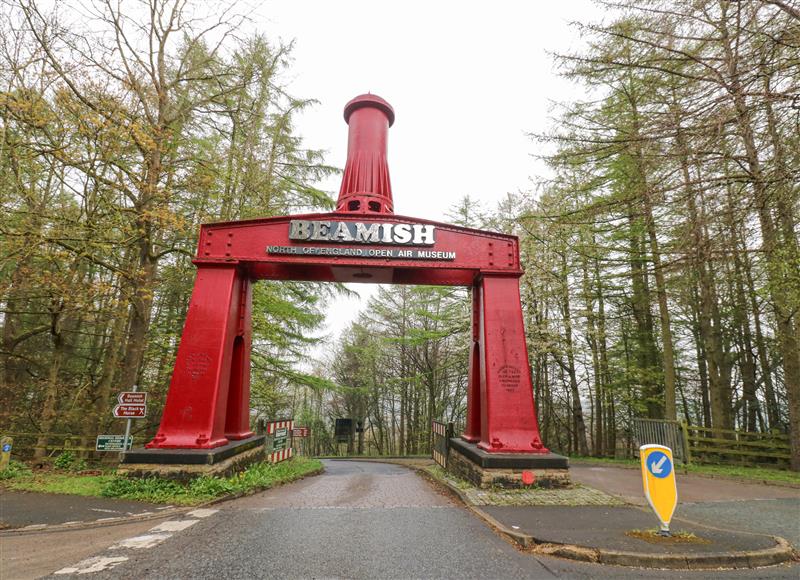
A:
250;1;605;353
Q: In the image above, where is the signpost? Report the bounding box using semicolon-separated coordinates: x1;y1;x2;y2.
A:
640;444;678;535
96;435;133;452
292;427;310;438
113;385;145;455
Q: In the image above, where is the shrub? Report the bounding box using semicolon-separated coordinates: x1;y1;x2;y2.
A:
0;460;32;480
70;458;88;472
54;451;76;470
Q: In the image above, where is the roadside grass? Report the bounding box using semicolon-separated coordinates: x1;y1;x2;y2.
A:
424;464;472;490
4;472;116;496
626;528;711;544
569;455;800;486
1;456;323;505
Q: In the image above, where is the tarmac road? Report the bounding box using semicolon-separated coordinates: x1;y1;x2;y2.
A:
570;463;800;546
36;460;798;579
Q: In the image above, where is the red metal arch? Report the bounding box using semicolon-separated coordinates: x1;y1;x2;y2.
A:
146;95;548;455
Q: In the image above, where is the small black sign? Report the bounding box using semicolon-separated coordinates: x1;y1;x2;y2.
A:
335;418;353;442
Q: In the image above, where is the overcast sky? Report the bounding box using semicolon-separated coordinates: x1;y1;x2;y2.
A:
249;1;605;353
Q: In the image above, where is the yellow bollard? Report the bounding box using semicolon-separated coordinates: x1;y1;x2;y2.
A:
0;436;13;470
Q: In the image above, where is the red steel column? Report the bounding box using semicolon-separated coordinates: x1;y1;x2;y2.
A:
147;265;247;449
224;276;254;440
477;275;548;453
462;283;482;442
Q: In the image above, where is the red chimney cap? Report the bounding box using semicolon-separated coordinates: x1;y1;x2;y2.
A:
344;93;395;126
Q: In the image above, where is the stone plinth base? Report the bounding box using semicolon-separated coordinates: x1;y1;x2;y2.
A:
118;435;265;481
447;438;569;489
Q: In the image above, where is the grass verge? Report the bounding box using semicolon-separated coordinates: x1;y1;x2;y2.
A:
569;456;800;486
626;529;711;544
1;456;323;506
424;464;472;490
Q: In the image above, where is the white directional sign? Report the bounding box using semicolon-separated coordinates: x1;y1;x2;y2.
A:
113;391;147;418
118;392;147;405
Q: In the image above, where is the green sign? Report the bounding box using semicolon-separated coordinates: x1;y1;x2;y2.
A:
96;434;132;452
273;427;288;451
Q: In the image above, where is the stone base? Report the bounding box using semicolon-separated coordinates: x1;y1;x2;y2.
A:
118;435;265;481
447;438;569;489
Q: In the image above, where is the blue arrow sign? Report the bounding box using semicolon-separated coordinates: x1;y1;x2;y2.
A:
647;450;672;479
2;443;10;453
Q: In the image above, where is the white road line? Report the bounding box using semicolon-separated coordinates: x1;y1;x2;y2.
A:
109;532;173;550
186;508;219;518
149;520;198;532
89;508;120;514
54;556;128;575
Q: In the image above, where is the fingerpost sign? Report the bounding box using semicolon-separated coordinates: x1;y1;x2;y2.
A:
640;444;678;535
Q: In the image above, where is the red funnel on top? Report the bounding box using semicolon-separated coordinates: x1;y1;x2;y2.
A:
336;94;395;214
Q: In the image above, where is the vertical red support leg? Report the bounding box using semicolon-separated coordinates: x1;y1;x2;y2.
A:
462;283;482;442
147;265;247;449
225;277;254;440
477;275;548;453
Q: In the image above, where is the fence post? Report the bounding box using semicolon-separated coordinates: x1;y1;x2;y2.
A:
680;421;692;466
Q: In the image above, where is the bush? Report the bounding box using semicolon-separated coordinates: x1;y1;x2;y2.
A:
70;458;88;472
54;451;76;470
0;460;32;480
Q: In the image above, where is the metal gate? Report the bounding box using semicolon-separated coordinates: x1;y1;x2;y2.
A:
432;420;453;468
632;418;687;463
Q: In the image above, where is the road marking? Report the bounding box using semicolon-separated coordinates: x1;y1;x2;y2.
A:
54;556;128;575
150;520;198;532
186;508;219;518
248;505;453;511
109;532;173;549
89;508;120;514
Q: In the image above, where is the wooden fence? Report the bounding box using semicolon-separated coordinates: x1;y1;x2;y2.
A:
0;432;97;459
632;419;791;468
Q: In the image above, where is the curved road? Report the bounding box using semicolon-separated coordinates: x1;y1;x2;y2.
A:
46;460;798;579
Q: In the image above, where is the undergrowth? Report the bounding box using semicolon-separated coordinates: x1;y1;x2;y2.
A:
2;456;323;505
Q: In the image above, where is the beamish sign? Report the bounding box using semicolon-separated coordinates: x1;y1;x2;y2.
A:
268;245;455;260
288;220;435;245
